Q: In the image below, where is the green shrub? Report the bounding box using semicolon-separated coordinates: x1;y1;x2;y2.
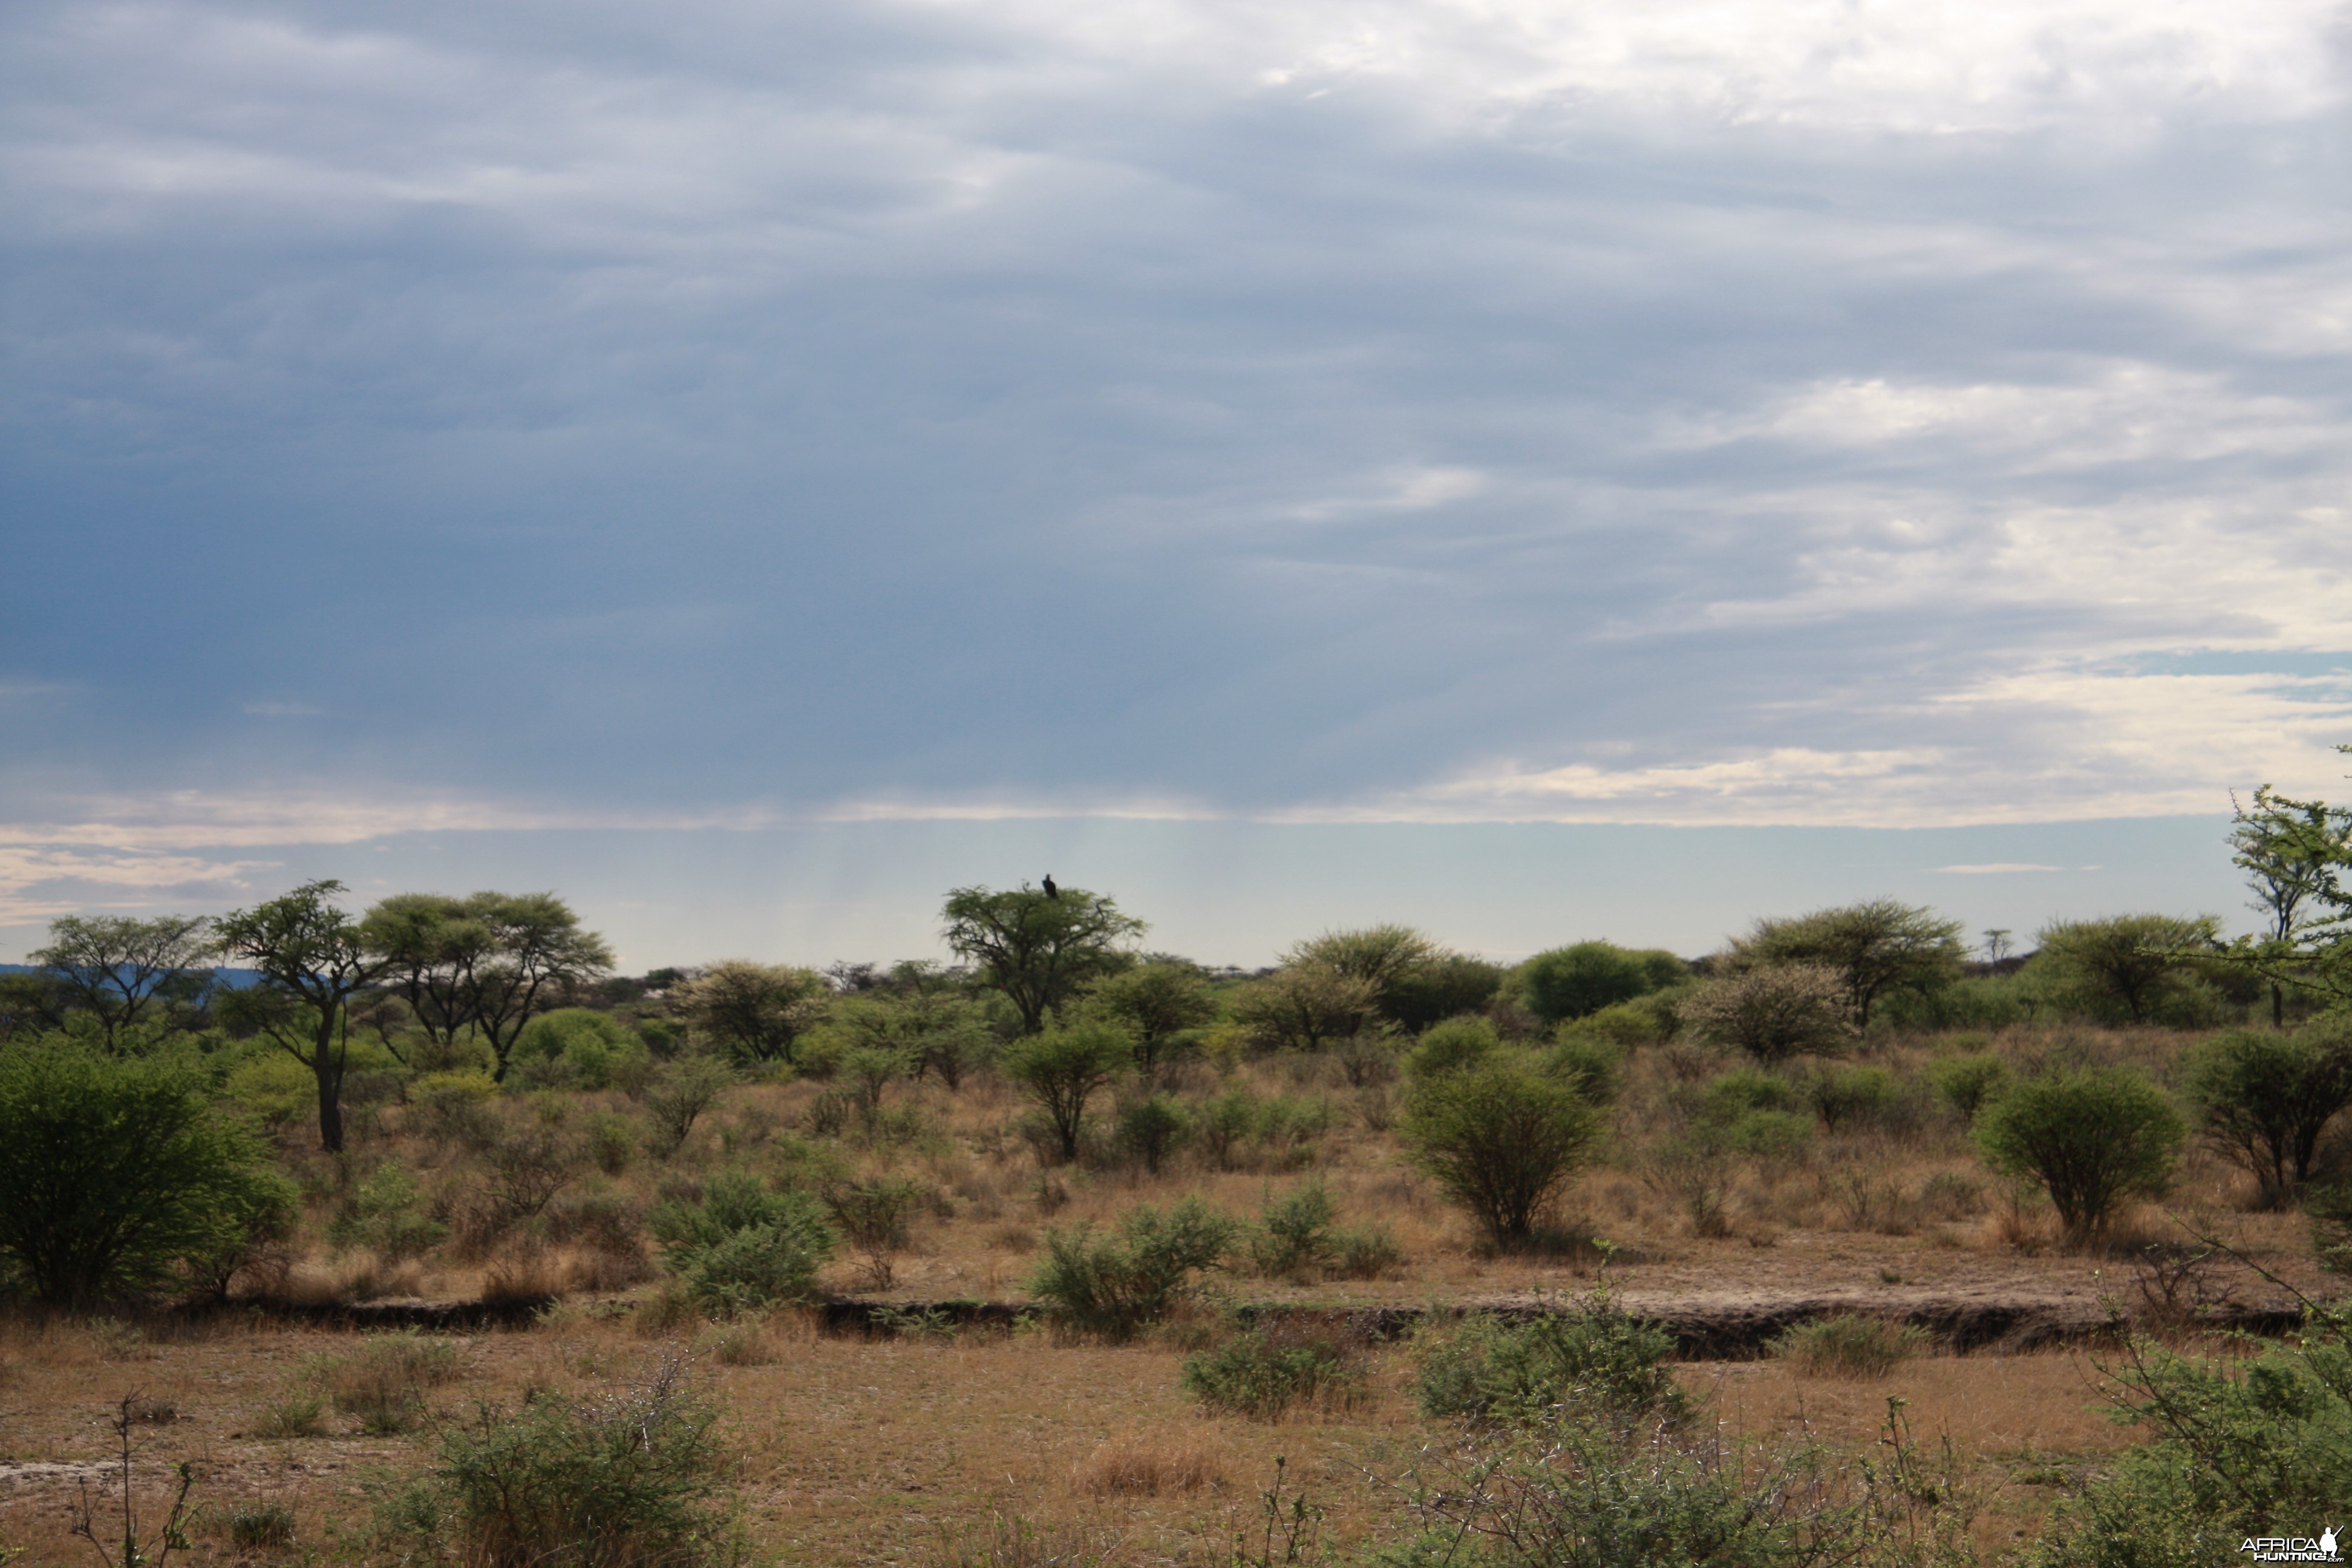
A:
2029;914;2224;1026
1682;965;1855;1063
1542;1037;1623;1106
1517;942;1686;1024
2310;1185;2352;1273
1385;954;1509;1034
1329;1224;1402;1280
1026;1196;1236;1340
1376;1390;1961;1568
1696;1069;1797;1119
1406;1016;1501;1079
1799;1065;1902;1132
515;1008;650;1092
255;1390;328;1439
642;1056;735;1159
1976;1069;2186;1244
1414;1299;1687;1429
376;1354;739;1568
1710;1109;1814;1160
999;1023;1130;1163
1557;991;1685;1051
1113;1095;1190;1174
1401;1055;1604;1247
2180;1025;2352;1205
818;1175;928;1290
0;1044;296;1306
328;1162;449;1261
648;1172;834;1315
1195;1086;1331;1170
583;1111;638;1175
229;1501;298;1549
2026;1307;2352;1568
1928;1052;2010;1123
1766;1315;1927;1379
1181;1327;1363;1419
224;1051;316;1128
1249;1180;1338;1279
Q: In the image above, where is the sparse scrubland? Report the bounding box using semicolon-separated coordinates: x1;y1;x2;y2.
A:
6;817;2352;1564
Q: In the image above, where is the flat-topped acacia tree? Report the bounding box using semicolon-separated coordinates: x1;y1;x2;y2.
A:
940;883;1143;1034
214;880;393;1153
359;890;613;1082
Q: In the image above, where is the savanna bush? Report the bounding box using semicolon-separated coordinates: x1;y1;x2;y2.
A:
1180;1325;1364;1420
2179;1024;2352;1206
1375;1387;1964;1568
328;1162;449;1261
321;1330;463;1435
1517;942;1686;1025
0;1044;295;1306
1798;1064;1907;1133
1975;1068;2185;1245
377;1354;740;1568
2027;1307;2352;1568
1766;1315;1927;1379
1414;1299;1687;1429
999;1022;1130;1163
1027;1195;1236;1340
1401;1055;1604;1248
1928;1052;2010;1124
1114;1094;1189;1174
1406;1016;1501;1079
514;1008;650;1092
647;1172;834;1315
1682;965;1855;1063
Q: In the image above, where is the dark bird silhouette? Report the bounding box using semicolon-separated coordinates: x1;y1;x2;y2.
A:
1042;874;1059;900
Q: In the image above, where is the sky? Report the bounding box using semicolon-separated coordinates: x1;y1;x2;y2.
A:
5;0;2352;968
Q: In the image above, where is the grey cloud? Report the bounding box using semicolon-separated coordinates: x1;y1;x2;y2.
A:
4;0;2351;831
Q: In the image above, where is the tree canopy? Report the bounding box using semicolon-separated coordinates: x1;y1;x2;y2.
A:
29;914;215;1049
214;879;393;1152
1729;900;1966;1027
941;883;1143;1033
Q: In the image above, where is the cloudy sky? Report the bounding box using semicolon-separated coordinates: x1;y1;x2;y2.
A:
6;0;2351;966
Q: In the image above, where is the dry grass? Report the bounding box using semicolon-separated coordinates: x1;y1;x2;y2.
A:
0;1305;2176;1567
1070;1432;1228;1497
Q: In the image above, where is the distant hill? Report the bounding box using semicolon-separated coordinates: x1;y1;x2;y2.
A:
0;963;264;988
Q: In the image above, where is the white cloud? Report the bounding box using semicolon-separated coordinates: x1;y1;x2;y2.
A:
1933;863;2065;874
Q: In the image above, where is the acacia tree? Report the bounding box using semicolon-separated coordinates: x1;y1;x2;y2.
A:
673;961;831;1065
941;883;1143;1033
1729;900;1965;1028
1084;961;1217;1074
2036;915;2221;1025
2229;785;2352;1024
30;914;215;1049
214;880;393;1152
1230;961;1378;1053
359;891;613;1080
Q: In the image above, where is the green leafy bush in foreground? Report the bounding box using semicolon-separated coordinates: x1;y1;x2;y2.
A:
0;1044;295;1305
2027;1301;2352;1568
377;1354;740;1568
1370;1386;1966;1568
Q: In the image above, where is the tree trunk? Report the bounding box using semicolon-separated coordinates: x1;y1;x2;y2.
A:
313;1009;345;1153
